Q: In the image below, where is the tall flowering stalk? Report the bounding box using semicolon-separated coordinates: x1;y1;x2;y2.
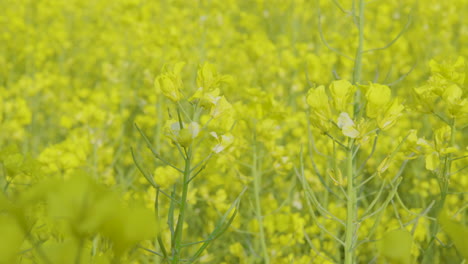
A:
300;0;417;263
412;57;467;263
133;63;243;263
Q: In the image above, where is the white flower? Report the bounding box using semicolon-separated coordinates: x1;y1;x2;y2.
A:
337;112;359;138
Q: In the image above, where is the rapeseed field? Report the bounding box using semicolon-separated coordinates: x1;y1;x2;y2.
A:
0;0;467;263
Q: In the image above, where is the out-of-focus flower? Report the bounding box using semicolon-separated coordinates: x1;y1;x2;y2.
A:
165;121;200;147
210;132;234;153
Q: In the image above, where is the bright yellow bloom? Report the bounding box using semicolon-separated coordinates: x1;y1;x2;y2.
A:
377;99;405;130
155;62;185;102
366;83;391;118
429;56;465;85
329;80;356;112
307;86;333;132
156;74;183;102
197;62;218;90
307;85;330;116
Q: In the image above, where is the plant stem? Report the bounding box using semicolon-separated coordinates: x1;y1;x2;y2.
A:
253;139;270;264
344;141;356;264
441;118;456;203
423;118;456;263
436;118;456;212
443;118;456;204
75;238;84;264
172;148;192;264
353;0;365;85
344;1;364;262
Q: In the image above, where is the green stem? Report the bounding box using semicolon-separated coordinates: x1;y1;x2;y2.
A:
344;1;364;262
437;118;456;214
172;148;192;264
352;0;365;85
253;140;269;264
424;118;456;263
437;118;456;211
75;238;84;264
446;117;456;196
344;141;356;264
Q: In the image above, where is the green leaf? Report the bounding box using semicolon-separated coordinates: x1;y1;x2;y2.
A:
439;212;468;260
0;214;25;263
379;229;413;264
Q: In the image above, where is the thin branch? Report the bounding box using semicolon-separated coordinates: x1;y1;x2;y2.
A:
402;200;436;229
191;153;213;172
358;132;379;174
187;164;206;184
304;230;338;263
450;165;468;176
363;15;412;53
330;0;351;14
453;203;468;218
332;68;341;80
295;159;345;226
361;178;402;221
131;148;180;205
361;180;386;216
356;172;377;189
305;120;343;201
317;10;354;61
134;123;184;173
324;132;348;150
451;155;468;161
386;64;415;87
137;246;164;257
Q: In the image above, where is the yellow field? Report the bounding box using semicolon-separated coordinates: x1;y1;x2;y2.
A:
0;0;467;263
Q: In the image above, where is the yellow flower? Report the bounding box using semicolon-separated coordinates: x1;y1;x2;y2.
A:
329;80;355;112
366;83;391;105
377;99;405;130
442;84;462;104
377;155;397;176
155;74;183;102
197;62;218;90
155;62;185;102
441;83;466;117
190;87;220;109
425;152;439;171
366;83;391;118
307;86;333;131
429;57;465;85
164;121;200;147
307;85;331;118
210;96;233;119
